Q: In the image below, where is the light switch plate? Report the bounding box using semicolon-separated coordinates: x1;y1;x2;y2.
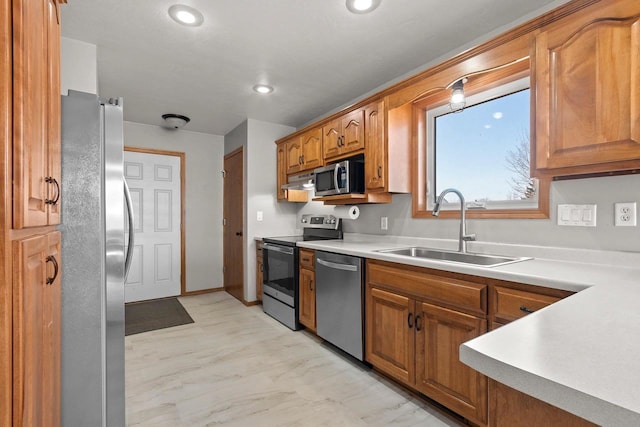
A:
557;204;597;227
257;210;263;222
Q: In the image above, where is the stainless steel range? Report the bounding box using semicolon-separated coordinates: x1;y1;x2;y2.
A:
262;214;342;330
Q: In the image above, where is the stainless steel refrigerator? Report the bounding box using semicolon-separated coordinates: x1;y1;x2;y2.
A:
59;90;134;426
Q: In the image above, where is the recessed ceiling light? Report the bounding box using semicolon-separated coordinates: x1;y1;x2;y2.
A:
253;84;274;94
346;0;381;14
168;5;204;27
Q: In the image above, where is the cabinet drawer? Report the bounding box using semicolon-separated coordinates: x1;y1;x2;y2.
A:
299;249;314;269
493;286;561;323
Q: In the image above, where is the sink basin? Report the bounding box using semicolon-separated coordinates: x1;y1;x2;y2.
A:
375;247;531;267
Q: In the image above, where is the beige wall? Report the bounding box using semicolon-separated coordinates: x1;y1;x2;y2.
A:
125;121;225;292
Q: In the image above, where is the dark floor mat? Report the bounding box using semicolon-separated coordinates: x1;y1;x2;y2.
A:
125;297;194;336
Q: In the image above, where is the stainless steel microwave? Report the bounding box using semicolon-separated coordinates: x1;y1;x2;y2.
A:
314;159;365;197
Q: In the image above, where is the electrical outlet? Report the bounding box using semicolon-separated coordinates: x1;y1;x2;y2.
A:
380;217;388;230
256;210;263;222
614;202;636;226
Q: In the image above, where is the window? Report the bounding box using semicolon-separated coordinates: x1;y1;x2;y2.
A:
415;75;549;218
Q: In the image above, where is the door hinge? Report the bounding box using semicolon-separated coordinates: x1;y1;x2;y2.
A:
221;170;227;178
222;266;226;274
223;218;227;226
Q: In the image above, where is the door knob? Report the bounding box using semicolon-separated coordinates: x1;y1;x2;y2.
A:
235;231;243;236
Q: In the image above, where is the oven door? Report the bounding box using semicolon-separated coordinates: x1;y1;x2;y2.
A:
262;243;296;306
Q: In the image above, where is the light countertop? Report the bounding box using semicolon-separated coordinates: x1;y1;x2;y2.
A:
294;234;640;426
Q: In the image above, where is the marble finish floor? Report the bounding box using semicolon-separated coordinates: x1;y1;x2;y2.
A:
125;292;464;426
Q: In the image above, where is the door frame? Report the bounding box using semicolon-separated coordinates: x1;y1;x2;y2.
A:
124;146;186;296
223;146;245;302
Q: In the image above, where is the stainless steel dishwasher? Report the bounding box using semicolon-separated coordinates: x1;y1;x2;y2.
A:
315;251;364;361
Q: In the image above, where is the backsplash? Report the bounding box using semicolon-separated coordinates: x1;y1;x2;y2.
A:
299;173;640;253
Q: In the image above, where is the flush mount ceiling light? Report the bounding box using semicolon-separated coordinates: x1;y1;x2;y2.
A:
168;5;204;27
162;113;191;129
346;0;382;14
253;84;274;94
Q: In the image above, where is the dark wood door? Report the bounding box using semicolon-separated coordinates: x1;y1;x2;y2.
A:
223;148;244;302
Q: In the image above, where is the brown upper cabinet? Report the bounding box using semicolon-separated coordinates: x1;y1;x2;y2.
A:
534;6;640;175
365;101;411;194
286;127;323;174
13;0;62;229
323;109;365;160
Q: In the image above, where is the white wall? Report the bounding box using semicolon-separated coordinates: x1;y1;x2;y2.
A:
125;122;225;292
224;119;298;302
61;37;97;95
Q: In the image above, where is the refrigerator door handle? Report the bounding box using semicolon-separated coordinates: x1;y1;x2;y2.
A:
124;179;135;281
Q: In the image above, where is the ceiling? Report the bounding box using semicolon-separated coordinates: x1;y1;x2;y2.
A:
60;0;569;136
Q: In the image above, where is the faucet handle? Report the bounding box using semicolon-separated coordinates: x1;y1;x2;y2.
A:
463;234;476;242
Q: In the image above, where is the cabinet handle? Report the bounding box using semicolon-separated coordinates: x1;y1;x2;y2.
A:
338;136;343;147
407;312;414;328
415;315;422;331
301;154;305;164
46;255;59;285
377;165;382;178
519;306;535;314
309;279;313;292
45;177;60;205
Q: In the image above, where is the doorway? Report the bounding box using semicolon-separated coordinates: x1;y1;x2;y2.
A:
223;147;244;302
124;147;185;302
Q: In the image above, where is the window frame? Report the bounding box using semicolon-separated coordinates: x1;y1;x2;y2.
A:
411;60;550;220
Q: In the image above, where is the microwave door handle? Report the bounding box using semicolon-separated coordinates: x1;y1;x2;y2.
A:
333;163;341;194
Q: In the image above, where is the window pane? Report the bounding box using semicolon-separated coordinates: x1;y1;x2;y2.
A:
434;88;531;204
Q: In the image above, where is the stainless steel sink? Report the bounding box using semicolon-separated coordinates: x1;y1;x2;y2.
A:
375;247;531;267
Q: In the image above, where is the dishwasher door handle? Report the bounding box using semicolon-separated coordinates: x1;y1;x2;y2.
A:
316;258;358;272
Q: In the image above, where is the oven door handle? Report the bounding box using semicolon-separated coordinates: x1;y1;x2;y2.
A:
317;258;358;272
262;243;294;255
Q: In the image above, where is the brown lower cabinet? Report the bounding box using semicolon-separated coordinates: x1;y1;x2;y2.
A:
365;259;593;426
298;249;316;331
489;380;597;427
12;230;61;427
256;241;263;302
366;260;488;425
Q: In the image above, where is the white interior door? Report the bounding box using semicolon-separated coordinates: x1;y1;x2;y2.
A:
124;150;181;302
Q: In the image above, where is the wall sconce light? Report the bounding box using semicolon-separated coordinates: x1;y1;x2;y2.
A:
449;78;467;112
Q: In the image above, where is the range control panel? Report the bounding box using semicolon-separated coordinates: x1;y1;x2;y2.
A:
301;214;340;229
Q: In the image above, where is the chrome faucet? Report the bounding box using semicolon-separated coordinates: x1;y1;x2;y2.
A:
432;188;476;253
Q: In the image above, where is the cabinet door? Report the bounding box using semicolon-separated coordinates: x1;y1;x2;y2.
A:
300;128;323;171
365;101;385;191
322;118;342;159
43;231;61;427
13;234;48;426
276;143;288;201
298;267;316;331
535;16;640;171
286;138;302;174
13;0;49;228
256;247;263;302
341;109;364;154
45;0;61;225
365;286;415;386
416;302;488;425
